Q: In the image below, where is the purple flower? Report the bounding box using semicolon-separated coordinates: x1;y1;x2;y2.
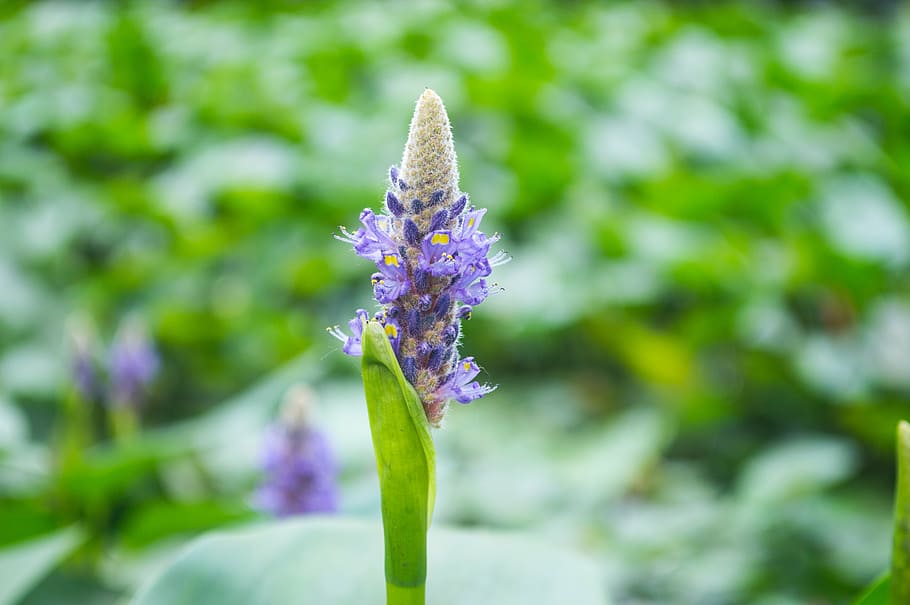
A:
67;319;100;401
418;231;459;276
255;386;339;517
372;251;411;303
72;344;99;401
329;308;401;355
109;321;159;408
331;90;509;426
255;425;338;516
327;309;369;355
335;209;397;262
453;208;502;264
436;357;496;404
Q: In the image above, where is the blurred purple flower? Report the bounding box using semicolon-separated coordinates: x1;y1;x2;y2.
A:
67;316;100;401
73;355;98;401
109;321;159;407
255;425;339;516
255;385;339;517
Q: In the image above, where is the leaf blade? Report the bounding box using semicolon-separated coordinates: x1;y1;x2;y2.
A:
361;321;436;595
0;527;83;605
130;518;609;605
852;573;889;605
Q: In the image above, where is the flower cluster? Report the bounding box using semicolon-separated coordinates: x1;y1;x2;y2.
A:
255;385;339;517
329;90;508;426
68;317;159;408
68;319;101;402
109;321;160;408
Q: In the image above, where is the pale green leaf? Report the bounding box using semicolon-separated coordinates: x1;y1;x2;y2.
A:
131;518;608;605
0;527;82;605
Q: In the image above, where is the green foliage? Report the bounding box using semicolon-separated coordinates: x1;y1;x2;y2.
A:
0;1;907;603
131;518;607;605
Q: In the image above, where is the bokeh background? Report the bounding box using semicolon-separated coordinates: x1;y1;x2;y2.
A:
1;1;908;603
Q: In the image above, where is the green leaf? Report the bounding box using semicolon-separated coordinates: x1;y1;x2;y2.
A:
131;518;608;605
0;527;83;605
360;321;436;603
120;500;256;549
59;436;191;505
852;573;889;605
892;421;910;604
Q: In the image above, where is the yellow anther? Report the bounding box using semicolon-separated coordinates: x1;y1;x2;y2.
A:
385;324;398;338
463;361;471;371
384;254;400;267
468;217;475;228
431;232;450;246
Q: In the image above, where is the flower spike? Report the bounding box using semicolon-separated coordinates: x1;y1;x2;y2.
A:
331;90;507;426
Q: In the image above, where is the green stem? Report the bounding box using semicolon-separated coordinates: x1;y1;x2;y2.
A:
361;321;436;605
58;390;90;472
386;584;426;605
892;421;910;604
109;405;138;444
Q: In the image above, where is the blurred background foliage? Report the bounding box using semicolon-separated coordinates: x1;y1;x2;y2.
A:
0;1;908;604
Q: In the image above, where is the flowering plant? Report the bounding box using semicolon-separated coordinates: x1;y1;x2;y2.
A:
330;89;507;604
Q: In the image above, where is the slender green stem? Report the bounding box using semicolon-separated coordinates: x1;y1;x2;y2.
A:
892;421;910;604
109;405;138;444
386;584;425;605
58;390;90;472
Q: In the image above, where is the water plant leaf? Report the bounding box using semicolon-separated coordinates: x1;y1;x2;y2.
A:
360;320;436;602
130;517;608;605
0;527;82;605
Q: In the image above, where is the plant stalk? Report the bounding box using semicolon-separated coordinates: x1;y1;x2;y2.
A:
892;421;910;604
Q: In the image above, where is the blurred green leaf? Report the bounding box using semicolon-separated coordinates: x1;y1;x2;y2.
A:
852;573;889;605
121;501;255;550
131;518;608;605
0;396;28;450
0;527;82;605
60;437;192;503
0;501;59;547
737;437;858;503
